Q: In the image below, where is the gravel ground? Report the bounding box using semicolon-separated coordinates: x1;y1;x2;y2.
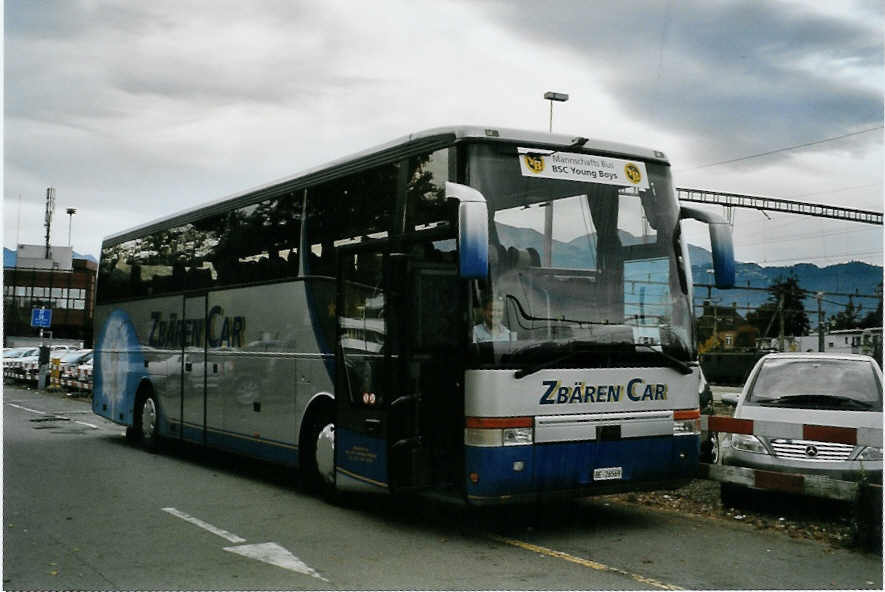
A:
604;479;870;550
605;400;880;553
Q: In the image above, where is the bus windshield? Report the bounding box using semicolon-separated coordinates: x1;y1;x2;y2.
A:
466;142;694;369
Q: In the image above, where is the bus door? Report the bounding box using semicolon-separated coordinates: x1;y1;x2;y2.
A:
335;247;398;492
182;295;207;443
399;252;464;493
335;243;463;494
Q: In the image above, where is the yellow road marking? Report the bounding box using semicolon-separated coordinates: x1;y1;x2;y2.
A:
487;534;684;590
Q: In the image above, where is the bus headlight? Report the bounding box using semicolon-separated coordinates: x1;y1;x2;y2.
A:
730;434;768;454
673;419;701;436
673;409;701;436
465;417;533;447
502;427;533;446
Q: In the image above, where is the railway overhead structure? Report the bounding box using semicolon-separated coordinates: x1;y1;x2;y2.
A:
677;188;883;225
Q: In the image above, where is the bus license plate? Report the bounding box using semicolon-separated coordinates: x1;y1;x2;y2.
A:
593;467;623;481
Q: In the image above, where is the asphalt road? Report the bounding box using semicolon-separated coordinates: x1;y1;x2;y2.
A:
3;384;881;590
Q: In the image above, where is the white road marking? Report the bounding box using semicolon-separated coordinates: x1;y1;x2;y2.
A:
6;402;99;429
161;508;327;581
224;542;329;582
7;402;48;415
161;507;246;543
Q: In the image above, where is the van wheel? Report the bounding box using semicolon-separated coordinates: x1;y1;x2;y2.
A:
700;433;720;464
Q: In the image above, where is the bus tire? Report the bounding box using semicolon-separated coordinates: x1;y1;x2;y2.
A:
301;404;336;498
133;387;162;452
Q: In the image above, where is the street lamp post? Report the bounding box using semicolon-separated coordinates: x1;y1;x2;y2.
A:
542;92;569;266
543;91;569;133
66;208;77;247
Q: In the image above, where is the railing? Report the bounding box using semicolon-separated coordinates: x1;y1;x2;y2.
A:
3;358;93;394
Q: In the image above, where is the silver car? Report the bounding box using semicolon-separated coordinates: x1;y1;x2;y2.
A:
721;353;882;488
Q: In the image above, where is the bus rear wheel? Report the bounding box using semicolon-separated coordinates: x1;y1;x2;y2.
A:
132;389;161;452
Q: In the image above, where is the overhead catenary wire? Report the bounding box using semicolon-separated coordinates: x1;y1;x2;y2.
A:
677;125;884;172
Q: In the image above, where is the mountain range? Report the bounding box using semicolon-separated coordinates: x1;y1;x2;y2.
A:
493;224;881;325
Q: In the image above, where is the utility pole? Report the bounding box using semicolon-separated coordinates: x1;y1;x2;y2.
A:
817;292;825;352
712;301;718;345
778;295;785;352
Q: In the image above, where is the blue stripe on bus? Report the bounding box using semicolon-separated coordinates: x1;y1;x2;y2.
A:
174;422;300;467
336;427;388;486
465;436;699;499
302;277;336;382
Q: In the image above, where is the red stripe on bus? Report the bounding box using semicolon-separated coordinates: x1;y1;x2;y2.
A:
708;416;754;434
465;417;533;429
803;424;857;445
673;408;700;420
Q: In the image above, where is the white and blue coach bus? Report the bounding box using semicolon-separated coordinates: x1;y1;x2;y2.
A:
93;126;735;504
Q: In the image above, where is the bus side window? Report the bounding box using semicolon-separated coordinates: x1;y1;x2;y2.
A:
406;149;449;233
305;165;397;276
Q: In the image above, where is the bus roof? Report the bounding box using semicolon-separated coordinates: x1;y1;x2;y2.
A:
103;125;670;246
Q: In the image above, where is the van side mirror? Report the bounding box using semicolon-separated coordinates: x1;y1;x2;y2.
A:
679;206;735;289
446;182;489;279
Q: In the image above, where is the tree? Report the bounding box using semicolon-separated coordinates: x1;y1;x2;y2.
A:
829;298;862;331
859;283;883;329
746;274;810;337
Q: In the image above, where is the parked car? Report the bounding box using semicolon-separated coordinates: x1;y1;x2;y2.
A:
3;347;39;360
54;349;93;368
720;352;883;503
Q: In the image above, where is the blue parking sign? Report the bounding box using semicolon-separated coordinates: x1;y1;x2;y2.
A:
30;308;52;328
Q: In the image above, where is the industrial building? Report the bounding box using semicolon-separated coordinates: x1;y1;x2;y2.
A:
3;244;96;347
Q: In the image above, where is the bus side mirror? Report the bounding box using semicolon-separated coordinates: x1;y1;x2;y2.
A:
679;206;735;289
446;182;489;280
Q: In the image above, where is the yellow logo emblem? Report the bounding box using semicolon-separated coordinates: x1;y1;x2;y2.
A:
624;163;641;185
525;153;545;174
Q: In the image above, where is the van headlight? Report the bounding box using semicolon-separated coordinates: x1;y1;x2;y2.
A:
730;434;768;454
856;446;883;461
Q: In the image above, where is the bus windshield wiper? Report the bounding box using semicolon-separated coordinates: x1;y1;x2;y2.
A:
505;294;602;326
633;343;693;375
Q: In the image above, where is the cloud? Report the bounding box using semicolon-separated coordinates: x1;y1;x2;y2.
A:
3;0;881;267
471;0;883;167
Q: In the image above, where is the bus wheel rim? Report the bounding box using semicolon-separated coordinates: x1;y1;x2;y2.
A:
142;398;157;439
315;423;335;486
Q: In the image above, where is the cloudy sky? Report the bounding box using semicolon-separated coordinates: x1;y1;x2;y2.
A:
4;0;883;268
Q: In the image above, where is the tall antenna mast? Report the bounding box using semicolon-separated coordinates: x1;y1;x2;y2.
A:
44;187;55;259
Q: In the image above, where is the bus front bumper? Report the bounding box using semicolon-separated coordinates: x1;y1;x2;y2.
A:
464;435;699;504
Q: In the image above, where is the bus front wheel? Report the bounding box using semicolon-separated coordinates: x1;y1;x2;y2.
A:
302;406;336;496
